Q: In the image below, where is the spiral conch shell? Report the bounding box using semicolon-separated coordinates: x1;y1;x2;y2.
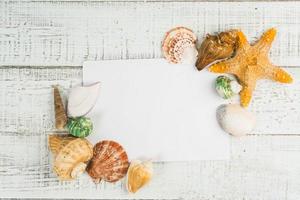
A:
86;140;129;183
196;30;238;70
48;135;93;180
162;27;198;64
126;160;153;193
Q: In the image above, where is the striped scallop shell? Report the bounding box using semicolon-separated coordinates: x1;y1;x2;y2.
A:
86;140;129;183
162;27;197;64
48;135;93;180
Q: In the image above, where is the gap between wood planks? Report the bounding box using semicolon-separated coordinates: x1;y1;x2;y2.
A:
19;0;300;2
0;65;297;69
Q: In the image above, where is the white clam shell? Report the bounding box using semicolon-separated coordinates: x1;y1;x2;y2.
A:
67;82;100;117
216;104;256;137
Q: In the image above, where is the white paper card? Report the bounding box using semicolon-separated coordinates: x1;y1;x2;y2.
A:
83;59;230;161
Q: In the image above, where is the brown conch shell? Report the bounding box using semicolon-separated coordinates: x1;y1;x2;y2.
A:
53;86;67;130
126;160;153;193
196;30;238;70
162;26;198;64
86;140;129;183
48;135;93;180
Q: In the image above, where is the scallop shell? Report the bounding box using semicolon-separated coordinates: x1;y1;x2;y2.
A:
67;82;100;117
67;117;93;138
162;27;198;64
196;30;238;70
53;86;67;130
215;76;242;99
48;134;75;156
48;135;93;180
216;104;256;137
126;160;153;193
86;140;129;183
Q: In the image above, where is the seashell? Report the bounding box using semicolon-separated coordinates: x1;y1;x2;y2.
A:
162;26;198;64
86;140;129;183
48;134;75;156
53;86;67;130
67;117;93;138
196;30;238;70
126;160;153;193
215;76;242;99
216;104;256;137
48;135;93;180
67;82;100;117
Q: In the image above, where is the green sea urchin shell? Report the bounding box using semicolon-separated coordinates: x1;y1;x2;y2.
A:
215;76;241;99
67;117;93;138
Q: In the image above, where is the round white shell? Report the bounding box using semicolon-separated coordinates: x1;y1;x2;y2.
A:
68;82;100;117
216;104;256;137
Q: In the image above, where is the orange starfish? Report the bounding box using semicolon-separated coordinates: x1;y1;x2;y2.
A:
209;28;293;107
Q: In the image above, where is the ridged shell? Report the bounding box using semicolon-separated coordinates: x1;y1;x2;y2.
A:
126;160;153;193
67;117;93;138
162;27;198;64
216;104;256;137
53;86;67;130
215;76;242;99
87;140;129;183
48;135;93;180
48;134;75;156
67;82;100;117
196;30;238;70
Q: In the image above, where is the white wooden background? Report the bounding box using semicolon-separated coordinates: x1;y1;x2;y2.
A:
1;1;300;199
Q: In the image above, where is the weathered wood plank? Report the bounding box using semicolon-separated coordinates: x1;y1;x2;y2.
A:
0;66;298;135
1;1;300;66
1;134;300;199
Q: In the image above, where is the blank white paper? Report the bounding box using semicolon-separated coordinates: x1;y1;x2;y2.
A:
83;59;230;161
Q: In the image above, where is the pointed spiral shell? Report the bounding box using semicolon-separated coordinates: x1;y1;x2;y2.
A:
53;86;67;130
86;140;129;183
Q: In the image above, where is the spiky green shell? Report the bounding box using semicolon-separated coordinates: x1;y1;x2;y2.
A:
67;117;93;138
215;76;236;99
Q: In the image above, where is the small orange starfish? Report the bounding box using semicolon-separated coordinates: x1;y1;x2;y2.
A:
209;28;293;107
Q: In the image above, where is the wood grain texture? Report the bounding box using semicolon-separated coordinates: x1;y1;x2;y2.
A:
1;1;300;66
1;1;300;199
0;67;299;199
